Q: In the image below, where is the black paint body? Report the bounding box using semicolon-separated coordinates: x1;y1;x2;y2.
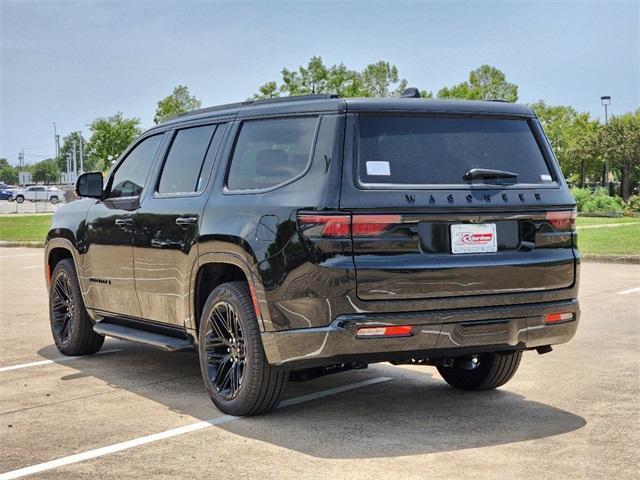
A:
45;97;580;369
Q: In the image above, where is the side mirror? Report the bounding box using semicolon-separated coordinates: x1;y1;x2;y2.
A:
76;172;104;199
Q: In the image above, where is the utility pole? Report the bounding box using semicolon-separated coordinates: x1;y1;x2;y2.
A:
79;136;84;174
601;96;611;190
18;150;25;186
72;140;77;178
53;122;60;158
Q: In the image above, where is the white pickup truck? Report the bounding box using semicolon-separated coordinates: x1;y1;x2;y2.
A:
12;186;63;204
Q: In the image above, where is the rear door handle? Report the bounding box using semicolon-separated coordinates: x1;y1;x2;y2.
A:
175;216;198;227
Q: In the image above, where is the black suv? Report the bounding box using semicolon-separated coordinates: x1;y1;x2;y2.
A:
45;93;580;415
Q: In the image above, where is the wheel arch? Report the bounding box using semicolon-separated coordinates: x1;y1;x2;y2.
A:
190;251;270;338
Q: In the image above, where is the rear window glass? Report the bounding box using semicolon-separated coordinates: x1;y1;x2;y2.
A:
358;115;553;186
227;117;318;191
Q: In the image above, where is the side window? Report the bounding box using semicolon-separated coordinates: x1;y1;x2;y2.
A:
157;124;225;195
108;135;162;198
226;117;318;191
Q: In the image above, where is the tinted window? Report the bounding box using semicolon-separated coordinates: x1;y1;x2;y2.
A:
227;117;318;190
109;135;162;198
157;125;216;194
358;116;552;186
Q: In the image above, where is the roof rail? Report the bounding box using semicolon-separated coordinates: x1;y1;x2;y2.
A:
169;93;340;121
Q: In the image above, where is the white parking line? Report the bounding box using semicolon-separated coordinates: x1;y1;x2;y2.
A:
21;265;42;269
0;376;392;480
0;253;41;258
618;286;640;295
0;349;122;373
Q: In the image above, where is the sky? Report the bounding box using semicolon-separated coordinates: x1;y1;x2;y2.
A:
1;0;638;166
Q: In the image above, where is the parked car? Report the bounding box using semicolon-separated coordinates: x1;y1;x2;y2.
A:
12;185;62;203
45;92;580;416
0;186;15;200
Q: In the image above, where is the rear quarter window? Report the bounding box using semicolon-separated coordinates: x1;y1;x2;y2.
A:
226;116;319;191
358;115;553;187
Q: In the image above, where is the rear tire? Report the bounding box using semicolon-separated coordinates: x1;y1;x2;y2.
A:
198;281;287;416
437;351;522;390
50;196;59;204
49;259;104;355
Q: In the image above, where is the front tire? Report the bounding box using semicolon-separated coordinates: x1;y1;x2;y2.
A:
49;259;104;355
437;351;522;391
15;195;24;203
198;281;287;416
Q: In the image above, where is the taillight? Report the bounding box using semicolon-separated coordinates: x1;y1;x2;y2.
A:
357;325;413;338
298;213;402;238
352;214;402;236
545;209;576;232
545;312;574;324
297;214;351;238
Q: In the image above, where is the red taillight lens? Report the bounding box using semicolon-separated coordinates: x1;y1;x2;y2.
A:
545;312;574;324
298;213;402;238
352;214;402;236
357;325;413;338
545;209;576;232
298;214;351;237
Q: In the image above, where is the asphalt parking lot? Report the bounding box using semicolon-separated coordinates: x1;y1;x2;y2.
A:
0;247;638;479
0;200;61;215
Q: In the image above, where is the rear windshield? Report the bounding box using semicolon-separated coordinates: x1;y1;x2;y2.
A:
358;115;553;187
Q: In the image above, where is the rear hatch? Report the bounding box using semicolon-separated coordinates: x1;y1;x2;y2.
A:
339;112;577;302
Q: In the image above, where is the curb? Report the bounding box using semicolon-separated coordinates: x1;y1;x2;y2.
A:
581;254;640;265
0;241;45;248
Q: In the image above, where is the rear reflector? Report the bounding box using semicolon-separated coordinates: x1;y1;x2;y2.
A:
545;209;577;232
357;325;413;338
545;312;574;324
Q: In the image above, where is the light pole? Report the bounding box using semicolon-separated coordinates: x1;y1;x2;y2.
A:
601;96;611;189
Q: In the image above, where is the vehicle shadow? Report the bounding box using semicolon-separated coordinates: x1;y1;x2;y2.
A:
38;341;586;459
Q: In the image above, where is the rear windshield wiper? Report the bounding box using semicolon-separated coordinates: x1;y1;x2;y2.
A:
463;168;519;182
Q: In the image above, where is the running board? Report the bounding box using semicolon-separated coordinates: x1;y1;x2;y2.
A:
93;322;193;351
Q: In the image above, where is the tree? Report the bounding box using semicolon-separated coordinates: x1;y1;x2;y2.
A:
154;85;202;124
438;65;518;102
532;101;602;187
0;158;18;184
31;158;59;184
361;61;407;97
85;113;142;171
599;110;640;201
56;131;88;173
252;57;411;99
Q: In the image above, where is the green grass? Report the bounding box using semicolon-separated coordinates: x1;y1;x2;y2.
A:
576;216;640;226
0;214;52;242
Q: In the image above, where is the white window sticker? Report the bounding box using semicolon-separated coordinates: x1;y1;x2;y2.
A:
541;174;553;182
366;161;391;176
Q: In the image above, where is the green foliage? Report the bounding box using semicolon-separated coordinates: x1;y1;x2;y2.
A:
0;158;18;184
598;110;640;201
571;187;624;214
31;158;59;184
437;65;518;102
625;195;640;213
253;56;409;99
85;113;142;171
154;85;202;124
56;131;89;172
532;101;602;186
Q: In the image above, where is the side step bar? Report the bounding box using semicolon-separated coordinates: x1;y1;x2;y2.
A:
93;322;193;351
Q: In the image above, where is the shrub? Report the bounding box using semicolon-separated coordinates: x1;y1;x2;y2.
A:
570;188;592;213
582;189;624;214
625;195;640;213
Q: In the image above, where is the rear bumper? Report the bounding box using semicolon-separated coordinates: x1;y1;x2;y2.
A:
261;299;579;368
